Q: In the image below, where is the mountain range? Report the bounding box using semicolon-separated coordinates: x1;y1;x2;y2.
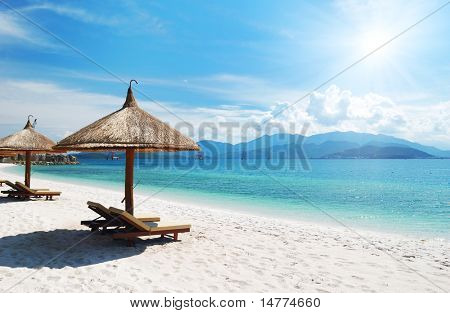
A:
73;131;450;159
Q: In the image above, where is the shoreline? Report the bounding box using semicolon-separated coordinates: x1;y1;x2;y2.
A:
2;163;448;241
0;164;449;292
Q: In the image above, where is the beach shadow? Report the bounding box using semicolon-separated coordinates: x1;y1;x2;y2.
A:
0;196;33;204
0;229;173;269
0;195;63;203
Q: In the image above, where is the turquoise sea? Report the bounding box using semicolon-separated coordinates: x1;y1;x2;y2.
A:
4;158;450;238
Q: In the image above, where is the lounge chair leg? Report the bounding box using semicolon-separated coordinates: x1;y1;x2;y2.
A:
160;234;165;239
173;233;178;241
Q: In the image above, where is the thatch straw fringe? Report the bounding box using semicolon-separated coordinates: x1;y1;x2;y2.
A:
55;87;199;152
0;120;56;153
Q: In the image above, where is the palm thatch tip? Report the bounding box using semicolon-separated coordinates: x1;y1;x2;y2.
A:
0;117;56;152
55;83;200;152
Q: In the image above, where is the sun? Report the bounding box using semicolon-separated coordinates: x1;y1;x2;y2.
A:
359;29;391;55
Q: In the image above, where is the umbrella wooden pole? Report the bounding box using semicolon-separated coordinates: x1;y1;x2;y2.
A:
25;151;31;187
125;148;135;215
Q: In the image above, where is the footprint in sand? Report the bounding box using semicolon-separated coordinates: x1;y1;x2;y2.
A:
47;276;61;282
207;285;219;291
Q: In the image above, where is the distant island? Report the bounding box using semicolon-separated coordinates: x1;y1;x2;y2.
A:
71;131;450;160
0;153;79;165
3;132;445;164
322;145;433;159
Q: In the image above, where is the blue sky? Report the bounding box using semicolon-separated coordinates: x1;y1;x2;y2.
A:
0;0;449;148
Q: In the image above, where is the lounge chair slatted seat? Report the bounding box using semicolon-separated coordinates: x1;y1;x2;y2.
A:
0;180;19;190
0;180;49;192
1;181;60;200
108;207;191;245
81;201;160;231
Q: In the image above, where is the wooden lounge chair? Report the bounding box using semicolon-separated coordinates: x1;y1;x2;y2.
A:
0;180;19;190
1;180;35;197
108;207;191;246
1;181;61;200
0;180;49;192
81;201;160;231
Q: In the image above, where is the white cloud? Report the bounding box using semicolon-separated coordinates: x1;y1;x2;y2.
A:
0;2;165;48
308;85;351;125
142;73;306;108
139;76;450;147
71;72;305;108
264;85;450;149
20;3;121;26
0;10;56;47
0;80;122;140
186;74;304;106
0;11;28;39
0;79;267;143
309;87;407;135
0;78;448;149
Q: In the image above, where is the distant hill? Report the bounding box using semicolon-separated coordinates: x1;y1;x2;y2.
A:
70;131;450;160
304;131;450;158
322;145;434;159
197;140;233;158
302;141;360;158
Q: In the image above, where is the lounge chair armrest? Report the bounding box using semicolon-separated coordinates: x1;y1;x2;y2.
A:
34;191;61;195
138;217;161;222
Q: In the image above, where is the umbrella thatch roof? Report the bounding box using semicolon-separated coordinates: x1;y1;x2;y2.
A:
0;119;56;153
55;84;199;152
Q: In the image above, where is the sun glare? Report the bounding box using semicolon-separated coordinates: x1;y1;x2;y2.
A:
359;29;391;55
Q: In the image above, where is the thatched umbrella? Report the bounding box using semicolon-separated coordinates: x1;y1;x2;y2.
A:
54;81;199;215
0;116;56;187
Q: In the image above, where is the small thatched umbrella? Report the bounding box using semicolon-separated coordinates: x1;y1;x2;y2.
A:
0;116;56;187
54;81;199;215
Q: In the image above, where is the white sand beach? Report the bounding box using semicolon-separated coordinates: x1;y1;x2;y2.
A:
0;164;448;293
